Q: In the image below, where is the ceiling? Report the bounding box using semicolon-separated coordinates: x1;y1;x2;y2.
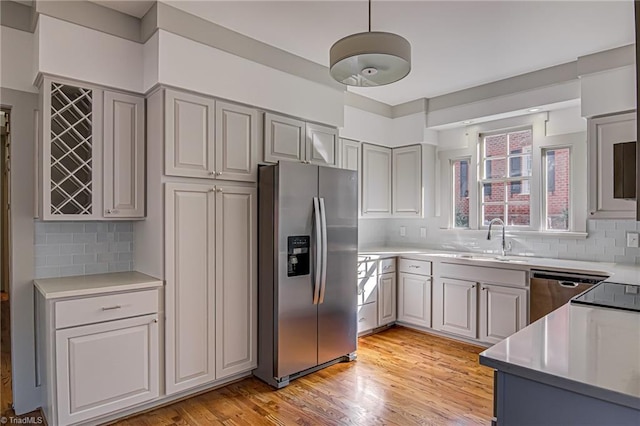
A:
97;0;635;106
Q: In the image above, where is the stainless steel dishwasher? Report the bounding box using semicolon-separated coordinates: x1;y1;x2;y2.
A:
529;269;609;323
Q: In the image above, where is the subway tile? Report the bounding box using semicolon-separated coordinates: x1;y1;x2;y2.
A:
35;245;59;256
46;255;72;266
109;242;132;252
118;252;133;262
59;244;85;255
616;221;637;231
84;263;109;275
597;221;616;230
84;242;110;254
97;252;117;263
84;223;98;233
73;233;97;243
35;256;47;267
35;266;60;279
34;221;47;233
108;223;116;232
97;232;116;243
108;262;131;272
97;223;110;233
115;223;133;232
73;254;96;264
46;233;73;244
44;223;60;233
59;223;85;233
614;254;637;264
35;234;46;244
117;232;133;242
59;265;85;277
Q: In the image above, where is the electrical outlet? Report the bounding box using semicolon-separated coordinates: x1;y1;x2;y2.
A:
626;232;639;248
420;227;427;238
400;226;406;237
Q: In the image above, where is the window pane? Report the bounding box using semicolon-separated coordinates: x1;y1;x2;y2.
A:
508;129;532;154
508;154;532;177
508;179;530;201
484;134;507;158
482;182;504;203
484;157;506;178
545;148;570;230
508;203;530;226
482;204;504;226
453;159;470;228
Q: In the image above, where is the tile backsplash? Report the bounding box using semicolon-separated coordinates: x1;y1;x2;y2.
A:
364;218;640;264
35;221;134;279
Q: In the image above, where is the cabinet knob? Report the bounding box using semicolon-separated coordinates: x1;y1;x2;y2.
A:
209;171;216;176
209;188;215;192
216;188;223;193
217;172;223;176
152;319;158;323
359;317;365;322
105;209;111;214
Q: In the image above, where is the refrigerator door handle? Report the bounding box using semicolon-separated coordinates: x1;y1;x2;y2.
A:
313;197;322;305
319;197;328;304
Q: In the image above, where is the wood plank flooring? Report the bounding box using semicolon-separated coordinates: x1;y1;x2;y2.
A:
114;327;494;426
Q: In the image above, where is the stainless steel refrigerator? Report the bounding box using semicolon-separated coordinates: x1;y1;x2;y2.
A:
254;161;358;388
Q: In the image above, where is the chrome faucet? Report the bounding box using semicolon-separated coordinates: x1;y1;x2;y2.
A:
487;218;507;257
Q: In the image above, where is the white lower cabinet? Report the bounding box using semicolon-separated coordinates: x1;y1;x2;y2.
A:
378;272;396;326
36;286;160;426
357;302;377;333
479;283;527;344
436;278;478;339
398;273;432;328
165;182;256;395
56;315;159;425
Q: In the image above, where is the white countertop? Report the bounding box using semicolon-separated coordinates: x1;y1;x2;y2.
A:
358;246;640;285
34;271;163;299
480;303;640;409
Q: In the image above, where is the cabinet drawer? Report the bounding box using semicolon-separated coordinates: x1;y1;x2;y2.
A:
357;302;377;333
399;258;432;276
379;258;396;274
439;262;526;287
55;290;159;329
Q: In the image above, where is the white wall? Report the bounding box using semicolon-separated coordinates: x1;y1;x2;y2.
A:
546;106;586;136
157;30;344;126
391;112;428;147
37;15;143;92
340;106;393;145
0;26;37;93
580;65;636;118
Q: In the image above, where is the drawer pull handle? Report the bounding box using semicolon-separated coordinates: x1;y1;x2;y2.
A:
409;265;420;268
359;317;366;322
102;305;122;311
383;266;391;270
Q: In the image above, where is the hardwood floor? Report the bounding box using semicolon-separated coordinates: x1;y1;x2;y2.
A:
114;327;494;426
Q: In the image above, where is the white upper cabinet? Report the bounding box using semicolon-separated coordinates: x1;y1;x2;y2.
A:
40;77;145;220
479;283;527;345
339;138;361;172
305;123;338;167
165;90;216;179
392;145;422;217
362;143;392;217
103;91;145;218
264;113;306;163
215;101;258;182
588;112;637;218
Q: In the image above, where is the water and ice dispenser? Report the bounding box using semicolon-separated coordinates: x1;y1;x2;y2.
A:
287;236;310;277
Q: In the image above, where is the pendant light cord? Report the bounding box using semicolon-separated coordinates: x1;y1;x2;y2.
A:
368;0;372;32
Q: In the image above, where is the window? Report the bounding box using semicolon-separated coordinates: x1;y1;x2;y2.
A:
480;129;532;227
452;158;470;228
544;147;570;230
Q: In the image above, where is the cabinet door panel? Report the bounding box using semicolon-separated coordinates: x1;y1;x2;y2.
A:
165;183;216;394
306;123;338;167
357;261;378;305
216;186;257;379
480;284;527;344
440;278;477;339
215;102;258;182
165;90;215;178
357;302;377;334
393;145;422;216
378;272;396;326
362;144;392;216
264;113;305;163
55;315;158;425
398;273;431;328
103;92;145;217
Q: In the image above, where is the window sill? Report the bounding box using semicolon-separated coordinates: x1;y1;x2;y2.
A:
441;228;588;239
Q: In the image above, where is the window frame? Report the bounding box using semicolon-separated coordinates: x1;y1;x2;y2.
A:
542;146;572;232
479;127;534;229
451;157;472;229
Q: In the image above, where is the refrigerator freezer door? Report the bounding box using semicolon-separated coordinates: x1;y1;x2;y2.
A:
276;161;319;377
317;167;358;365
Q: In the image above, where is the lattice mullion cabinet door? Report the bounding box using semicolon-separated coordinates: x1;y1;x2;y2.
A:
42;79;103;220
103;91;145;218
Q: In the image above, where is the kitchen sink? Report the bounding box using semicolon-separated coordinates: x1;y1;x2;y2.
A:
449;253;528;264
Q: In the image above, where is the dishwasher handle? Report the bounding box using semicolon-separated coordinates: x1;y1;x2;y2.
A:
558;281;579;288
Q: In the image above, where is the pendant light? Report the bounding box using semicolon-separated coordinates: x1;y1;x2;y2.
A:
329;0;411;87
